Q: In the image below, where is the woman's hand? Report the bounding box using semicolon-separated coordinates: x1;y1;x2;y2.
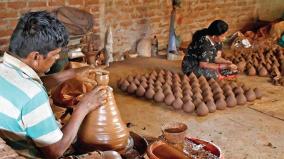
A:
228;64;238;70
77;86;108;113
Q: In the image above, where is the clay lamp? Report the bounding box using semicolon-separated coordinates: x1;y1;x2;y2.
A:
258;66;268;77
230;82;238;89
120;80;130;92
182;84;191;91
173;86;182;93
206;99;216;113
183;89;193;97
154;80;162;87
213;87;223;95
163;88;173;96
182;75;189;82
245;88;256;102
182;95;192;103
208;78;216;85
164;93;175;106
148;78;155;85
193;98;202;106
196;102;209;116
140;80;148;89
127;75;134;82
165;79;173;86
172;98;183;109
174;91;183;99
182;100;195;113
226;95;237;107
159;69;165;75
140;76;147;82
247;65;256;76
191;80;200;87
237;61;247;73
254;88;263;99
182;81;190;87
145;87;155;100
203;88;213;96
201;86;211;94
192;93;203;101
151;70;158;77
173;80;181;87
117;78;123;88
233;86;244;95
127;82;137;94
149;74;157;81
203;94;213;102
173;75;181;83
215;98;227;110
166;70;173;77
214;92;225;101
133;78;140;86
136;85;146;97
157;76;165;84
225;90;235;98
236;93;247;105
222;84;232;92
189;72;197;80
154;89;165;103
144;73;150;78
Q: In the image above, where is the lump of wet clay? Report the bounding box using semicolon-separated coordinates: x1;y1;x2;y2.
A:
226;95;237;107
164;93;175;106
196;102;209;116
254;88;263;99
172;98;183;109
245;88;256;102
206;100;216;113
182;100;195;113
127;82;137;94
154;90;165;102
215;98;226;110
136;85;146;97
120;80;130;91
236;93;247;105
145;87;155;99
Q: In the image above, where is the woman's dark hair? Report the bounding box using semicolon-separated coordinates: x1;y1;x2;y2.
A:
9;11;69;58
192;20;228;42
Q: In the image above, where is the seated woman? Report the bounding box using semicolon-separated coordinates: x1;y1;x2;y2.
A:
182;20;238;79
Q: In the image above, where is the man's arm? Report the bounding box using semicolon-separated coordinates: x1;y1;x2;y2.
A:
39;86;107;159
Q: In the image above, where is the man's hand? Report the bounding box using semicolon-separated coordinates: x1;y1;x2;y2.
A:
78;86;108;113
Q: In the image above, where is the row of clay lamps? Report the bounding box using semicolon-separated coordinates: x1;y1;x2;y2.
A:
117;70;263;116
228;47;284;78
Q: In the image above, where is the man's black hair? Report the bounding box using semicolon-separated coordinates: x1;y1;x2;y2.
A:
9;11;69;58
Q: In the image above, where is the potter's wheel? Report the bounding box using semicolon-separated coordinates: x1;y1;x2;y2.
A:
122;132;148;159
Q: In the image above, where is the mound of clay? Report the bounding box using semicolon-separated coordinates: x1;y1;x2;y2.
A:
196;102;209;116
182;100;195;113
172;98;183;109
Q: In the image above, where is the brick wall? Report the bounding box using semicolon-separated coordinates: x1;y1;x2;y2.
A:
0;0;283;52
